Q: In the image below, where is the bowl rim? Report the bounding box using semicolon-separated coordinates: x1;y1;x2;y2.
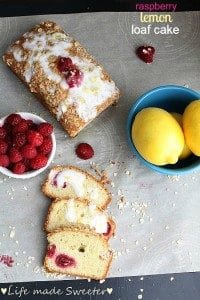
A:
0;112;56;179
126;85;200;175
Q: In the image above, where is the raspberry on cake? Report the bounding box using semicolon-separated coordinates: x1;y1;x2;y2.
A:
44;198;116;239
42;165;111;209
3;21;120;137
44;228;113;280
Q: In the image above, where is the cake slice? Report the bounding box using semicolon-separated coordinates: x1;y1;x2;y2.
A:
44;228;113;280
42;165;111;209
44;198;116;239
3;21;120;137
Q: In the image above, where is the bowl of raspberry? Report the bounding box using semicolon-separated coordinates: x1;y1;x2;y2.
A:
0;112;56;179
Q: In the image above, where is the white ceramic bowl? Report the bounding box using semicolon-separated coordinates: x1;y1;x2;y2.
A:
0;112;56;179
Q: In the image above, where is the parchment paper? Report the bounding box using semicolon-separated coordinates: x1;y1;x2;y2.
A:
0;12;200;283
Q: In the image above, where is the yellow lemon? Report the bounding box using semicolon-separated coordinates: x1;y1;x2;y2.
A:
132;107;184;165
171;112;192;160
183;100;200;156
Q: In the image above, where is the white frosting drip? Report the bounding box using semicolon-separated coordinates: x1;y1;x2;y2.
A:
21;32;72;84
55;170;85;197
56;61;116;122
65;199;108;234
11;47;23;62
65;199;77;223
9;29;117;122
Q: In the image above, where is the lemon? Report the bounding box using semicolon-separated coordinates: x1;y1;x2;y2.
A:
171;112;192;160
132;107;184;165
183;100;200;156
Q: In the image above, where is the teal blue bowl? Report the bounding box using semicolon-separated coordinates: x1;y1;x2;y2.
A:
127;85;200;175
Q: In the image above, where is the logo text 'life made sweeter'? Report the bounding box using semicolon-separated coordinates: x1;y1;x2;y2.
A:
132;2;179;35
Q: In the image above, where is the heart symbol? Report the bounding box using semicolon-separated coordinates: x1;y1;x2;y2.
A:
107;288;113;295
136;45;155;63
1;288;7;295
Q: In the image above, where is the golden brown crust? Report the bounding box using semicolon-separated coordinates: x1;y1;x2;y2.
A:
3;21;120;137
44;197;116;240
43;257;112;280
41;165;112;209
43;227;113;280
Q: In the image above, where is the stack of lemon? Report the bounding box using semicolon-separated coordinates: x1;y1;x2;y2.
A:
132;100;200;166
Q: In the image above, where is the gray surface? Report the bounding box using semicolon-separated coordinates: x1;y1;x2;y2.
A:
0;12;200;283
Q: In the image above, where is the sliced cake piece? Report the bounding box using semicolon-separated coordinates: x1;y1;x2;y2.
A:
42;165;111;209
44;198;116;239
44;228;113;280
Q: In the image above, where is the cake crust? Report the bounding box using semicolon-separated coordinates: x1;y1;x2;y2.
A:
3;21;120;137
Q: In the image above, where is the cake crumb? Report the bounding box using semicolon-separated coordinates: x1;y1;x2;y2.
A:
170;276;174;281
99;279;105;284
9;229;15;239
138;294;143;299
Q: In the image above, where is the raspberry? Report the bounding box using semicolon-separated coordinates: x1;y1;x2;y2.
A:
66;68;83;88
103;222;111;237
57;57;83;88
0;154;9;167
3;123;12;134
5;113;22;126
26;120;33;128
5;136;12;147
46;244;56;258
38;122;53;137
12;162;26;174
12;120;28;134
22;158;31;171
9;148;22;163
38;137;53;155
0;127;6;139
75;143;94;160
12;133;27;148
136;45;155;64
55;254;76;268
27;130;44;147
0;140;8;154
30;154;48;170
21;144;37;159
57;57;73;73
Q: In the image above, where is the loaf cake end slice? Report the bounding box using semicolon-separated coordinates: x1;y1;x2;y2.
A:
42;165;111;209
44;228;113;280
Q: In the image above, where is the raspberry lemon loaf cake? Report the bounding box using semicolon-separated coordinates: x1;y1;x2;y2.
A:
3;21;120;137
42;166;111;209
44;198;116;239
44;228;113;279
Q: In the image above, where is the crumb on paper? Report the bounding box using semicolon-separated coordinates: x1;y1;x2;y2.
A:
9;229;15;239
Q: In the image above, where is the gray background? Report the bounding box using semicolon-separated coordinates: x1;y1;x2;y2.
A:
0;12;200;283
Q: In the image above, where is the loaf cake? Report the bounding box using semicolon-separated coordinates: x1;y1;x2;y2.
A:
44;228;113;280
42;165;111;209
44;198;116;239
3;21;120;137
